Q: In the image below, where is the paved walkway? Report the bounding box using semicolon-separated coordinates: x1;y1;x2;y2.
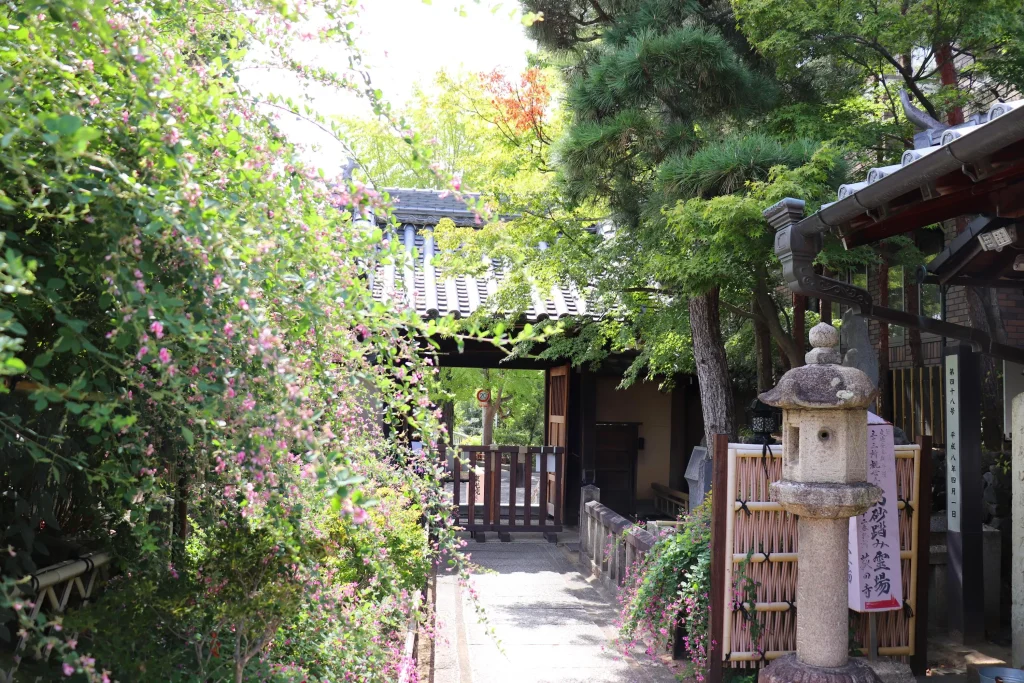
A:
435;538;677;683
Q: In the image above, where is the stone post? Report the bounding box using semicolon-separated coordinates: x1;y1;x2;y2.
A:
759;323;883;683
580;484;600;557
1013;393;1024;667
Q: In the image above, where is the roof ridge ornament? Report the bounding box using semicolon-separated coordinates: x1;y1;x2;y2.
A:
900;89;948;133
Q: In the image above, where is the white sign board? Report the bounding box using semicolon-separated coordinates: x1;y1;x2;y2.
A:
848;413;904;612
946;354;961;533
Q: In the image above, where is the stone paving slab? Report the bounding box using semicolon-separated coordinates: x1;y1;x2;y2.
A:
435;539;676;683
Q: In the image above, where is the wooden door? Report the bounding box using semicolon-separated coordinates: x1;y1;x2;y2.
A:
546;364;569;447
545;365;570;518
594;423;638;518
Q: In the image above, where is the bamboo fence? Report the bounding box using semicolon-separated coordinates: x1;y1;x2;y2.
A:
719;443;922;669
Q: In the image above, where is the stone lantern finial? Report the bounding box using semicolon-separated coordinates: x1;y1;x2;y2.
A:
806;322;841;365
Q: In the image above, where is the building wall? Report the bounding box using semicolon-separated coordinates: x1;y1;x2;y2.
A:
594;376;673;501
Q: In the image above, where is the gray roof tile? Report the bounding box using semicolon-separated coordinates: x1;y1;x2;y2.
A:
370;189;586;322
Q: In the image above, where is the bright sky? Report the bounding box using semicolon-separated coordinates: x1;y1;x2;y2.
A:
240;0;536;173
355;0;535;111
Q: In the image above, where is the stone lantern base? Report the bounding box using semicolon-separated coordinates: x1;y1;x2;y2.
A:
759;654;882;683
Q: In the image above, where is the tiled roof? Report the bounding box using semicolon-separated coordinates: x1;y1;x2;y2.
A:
370;189;587;322
831;97;1024;207
381;188;484;227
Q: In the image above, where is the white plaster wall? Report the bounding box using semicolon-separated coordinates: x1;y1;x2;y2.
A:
594;377;673;500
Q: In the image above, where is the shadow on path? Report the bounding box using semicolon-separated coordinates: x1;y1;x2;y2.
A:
435;538;678;683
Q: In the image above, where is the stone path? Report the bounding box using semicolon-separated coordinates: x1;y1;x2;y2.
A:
434;538;677;683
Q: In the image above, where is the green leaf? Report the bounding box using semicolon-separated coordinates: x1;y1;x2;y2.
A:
181;426;194;446
54;115;83;137
4;357;26;372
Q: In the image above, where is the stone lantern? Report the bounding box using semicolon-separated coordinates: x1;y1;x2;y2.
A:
759;323;883;683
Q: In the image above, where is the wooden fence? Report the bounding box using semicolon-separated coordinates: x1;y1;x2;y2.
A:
446;445;566;537
651;483;689;518
707;434;932;681
890;365;945;447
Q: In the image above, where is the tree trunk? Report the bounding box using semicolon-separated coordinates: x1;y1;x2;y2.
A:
936;43;965;126
442;400;455;446
793;292;806;361
753;271;802;368
753;294;774;394
689;289;735;438
482;403;495;446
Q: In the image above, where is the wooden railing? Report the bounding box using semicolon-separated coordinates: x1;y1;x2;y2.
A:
579;499;657;586
446;445;566;537
651;483;689;518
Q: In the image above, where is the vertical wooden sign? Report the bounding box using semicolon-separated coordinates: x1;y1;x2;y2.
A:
944;345;984;643
946;353;961;532
849;413;903;612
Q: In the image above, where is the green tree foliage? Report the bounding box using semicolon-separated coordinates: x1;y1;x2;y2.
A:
733;0;1024;159
438;368;545;446
504;0;844;435
340;69;561;197
523;0;778;223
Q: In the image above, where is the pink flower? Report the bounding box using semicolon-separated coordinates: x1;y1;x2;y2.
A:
352;508;368;525
158;348;171;364
149;321;164;339
223;322;235;338
62;663;74;676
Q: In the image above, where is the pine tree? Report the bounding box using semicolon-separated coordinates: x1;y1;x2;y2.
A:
519;0;806;437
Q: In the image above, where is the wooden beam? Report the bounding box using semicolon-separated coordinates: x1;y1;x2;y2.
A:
707;434;729;683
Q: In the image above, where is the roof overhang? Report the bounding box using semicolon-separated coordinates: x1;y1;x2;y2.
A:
792;105;1024;248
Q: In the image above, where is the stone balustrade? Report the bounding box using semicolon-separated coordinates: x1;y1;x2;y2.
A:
579;494;657;587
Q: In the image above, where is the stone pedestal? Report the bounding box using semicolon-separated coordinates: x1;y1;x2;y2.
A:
760;654;881;683
758;323;883;683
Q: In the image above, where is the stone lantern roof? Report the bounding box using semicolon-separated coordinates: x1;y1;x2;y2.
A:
759;323;877;410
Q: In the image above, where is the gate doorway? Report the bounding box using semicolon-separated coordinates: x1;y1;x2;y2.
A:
594;422;638;518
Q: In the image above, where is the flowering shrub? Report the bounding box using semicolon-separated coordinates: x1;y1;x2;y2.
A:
0;1;485;680
617;497;713;679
